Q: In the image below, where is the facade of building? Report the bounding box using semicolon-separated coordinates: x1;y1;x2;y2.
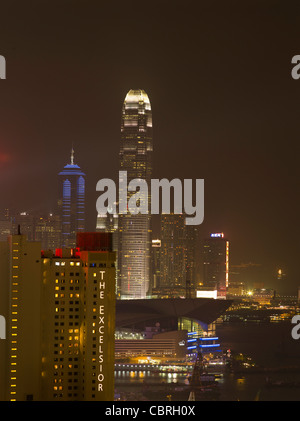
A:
41;232;116;401
58;148;86;248
115;330;188;361
227;281;245;297
34;213;62;250
10;212;61;250
11;212;35;241
0;219;11;241
251;288;275;305
0;235;42;401
203;233;229;299
156;214;197;298
0;232;116;401
159;214;186;296
151;239;161;294
118;89;153;299
96;209;118;296
185;224;198;297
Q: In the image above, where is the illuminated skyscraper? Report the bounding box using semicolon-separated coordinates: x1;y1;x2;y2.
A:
58;148;86;248
203;233;229;299
118;89;153;299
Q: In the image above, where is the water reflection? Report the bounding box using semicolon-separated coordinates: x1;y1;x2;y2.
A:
114;370;184;384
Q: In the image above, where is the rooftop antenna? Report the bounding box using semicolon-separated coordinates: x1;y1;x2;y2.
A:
70;144;75;165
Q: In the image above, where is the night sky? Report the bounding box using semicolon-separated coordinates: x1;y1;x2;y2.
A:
0;1;299;293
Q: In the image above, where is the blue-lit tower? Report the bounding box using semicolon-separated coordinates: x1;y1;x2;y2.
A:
58;148;86;248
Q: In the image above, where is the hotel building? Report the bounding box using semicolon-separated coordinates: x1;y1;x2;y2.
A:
0;232;116;401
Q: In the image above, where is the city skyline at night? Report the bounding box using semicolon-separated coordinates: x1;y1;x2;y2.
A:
0;1;299;293
0;0;300;406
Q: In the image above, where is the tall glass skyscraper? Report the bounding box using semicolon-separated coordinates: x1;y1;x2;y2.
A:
118;89;153;299
58;148;86;248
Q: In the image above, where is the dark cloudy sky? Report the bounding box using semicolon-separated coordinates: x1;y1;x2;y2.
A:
0;0;299;292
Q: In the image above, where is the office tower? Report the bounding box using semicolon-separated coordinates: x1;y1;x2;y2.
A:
118;89;153;299
10;211;61;250
58;148;86;248
203;233;229;299
0;208;11;241
276;268;287;294
151;239;161;294
0;219;11;241
185;224;198;297
0;234;42;401
41;232;116;401
35;213;62;250
160;214;186;297
12;212;35;241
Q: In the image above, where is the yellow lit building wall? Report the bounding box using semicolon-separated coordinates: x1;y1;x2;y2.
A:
6;235;42;401
80;250;116;401
40;251;85;401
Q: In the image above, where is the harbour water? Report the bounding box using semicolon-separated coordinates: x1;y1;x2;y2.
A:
115;321;300;401
216;321;300;401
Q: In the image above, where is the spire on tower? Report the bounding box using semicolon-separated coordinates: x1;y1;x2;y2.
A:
71;145;75;165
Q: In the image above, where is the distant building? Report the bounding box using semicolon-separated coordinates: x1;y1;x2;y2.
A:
151;239;161;293
115;330;187;361
275;268;287;294
185;224;198;296
12;212;35;241
157;214;197;298
10;211;61;250
159;214;186;297
227;281;245;297
58;148;86;248
34;213;61;250
203;233;229;299
0;219;11;241
251;288;275;305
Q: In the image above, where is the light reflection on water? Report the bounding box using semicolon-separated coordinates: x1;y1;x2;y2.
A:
115;322;300;401
115;370;182;384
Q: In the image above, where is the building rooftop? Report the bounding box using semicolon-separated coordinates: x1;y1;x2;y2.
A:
116;297;232;330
